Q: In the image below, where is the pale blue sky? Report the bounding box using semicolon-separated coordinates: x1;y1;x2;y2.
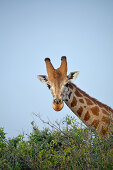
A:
0;0;113;138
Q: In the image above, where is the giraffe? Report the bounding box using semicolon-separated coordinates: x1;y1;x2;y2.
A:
38;56;113;135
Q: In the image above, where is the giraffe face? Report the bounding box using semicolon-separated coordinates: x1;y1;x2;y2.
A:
47;71;68;111
38;57;79;111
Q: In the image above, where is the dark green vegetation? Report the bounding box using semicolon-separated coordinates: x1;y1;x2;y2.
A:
0;115;113;170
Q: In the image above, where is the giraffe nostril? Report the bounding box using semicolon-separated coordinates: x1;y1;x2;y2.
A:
54;99;57;104
59;99;61;103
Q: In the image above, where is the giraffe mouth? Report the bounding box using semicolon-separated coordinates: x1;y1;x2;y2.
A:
53;102;64;111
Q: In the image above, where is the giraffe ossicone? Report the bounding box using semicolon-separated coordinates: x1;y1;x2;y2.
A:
38;57;113;135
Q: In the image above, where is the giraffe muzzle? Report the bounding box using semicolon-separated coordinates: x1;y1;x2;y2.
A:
53;99;64;111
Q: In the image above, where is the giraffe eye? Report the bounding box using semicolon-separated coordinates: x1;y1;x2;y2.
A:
47;84;51;89
65;83;69;87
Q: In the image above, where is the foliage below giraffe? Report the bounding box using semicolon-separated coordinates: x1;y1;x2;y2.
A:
0;117;113;169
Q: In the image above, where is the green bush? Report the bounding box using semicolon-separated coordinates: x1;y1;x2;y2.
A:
0;115;113;169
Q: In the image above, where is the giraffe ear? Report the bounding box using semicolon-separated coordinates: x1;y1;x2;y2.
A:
37;75;48;84
67;71;79;82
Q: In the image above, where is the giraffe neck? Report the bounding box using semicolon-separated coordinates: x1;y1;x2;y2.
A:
63;83;113;135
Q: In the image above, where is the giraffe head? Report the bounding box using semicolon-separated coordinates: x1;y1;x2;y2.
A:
38;56;79;111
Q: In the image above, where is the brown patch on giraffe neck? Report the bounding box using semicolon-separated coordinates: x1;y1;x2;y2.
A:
79;99;84;103
68;92;72;99
75;89;82;97
102;116;110;125
102;109;109;115
91;106;99;116
69;83;73;90
85;98;93;105
91;120;99;129
69;83;113;114
77;106;83;117
84;111;90;121
71;96;77;107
